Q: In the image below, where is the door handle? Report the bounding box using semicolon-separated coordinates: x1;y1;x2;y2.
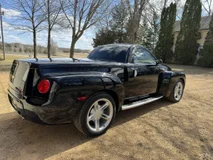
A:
133;69;137;77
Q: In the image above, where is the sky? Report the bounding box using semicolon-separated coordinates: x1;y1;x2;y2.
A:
1;1;95;50
0;0;212;50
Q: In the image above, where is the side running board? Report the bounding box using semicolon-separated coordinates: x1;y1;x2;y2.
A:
121;96;163;111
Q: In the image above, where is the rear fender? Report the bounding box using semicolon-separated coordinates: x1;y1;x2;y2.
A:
49;73;125;110
101;75;125;111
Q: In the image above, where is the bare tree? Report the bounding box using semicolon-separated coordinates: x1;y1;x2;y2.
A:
95;7;113;31
149;0;185;20
11;0;46;58
50;38;58;56
144;3;160;50
202;0;213;16
163;0;168;8
125;0;149;43
60;0;111;58
174;0;184;20
42;0;61;58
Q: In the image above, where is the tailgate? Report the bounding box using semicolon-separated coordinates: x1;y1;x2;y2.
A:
9;60;30;97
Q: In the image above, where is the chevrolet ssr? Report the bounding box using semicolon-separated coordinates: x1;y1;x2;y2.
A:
8;44;185;136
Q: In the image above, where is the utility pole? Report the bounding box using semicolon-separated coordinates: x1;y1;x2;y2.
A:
0;4;5;60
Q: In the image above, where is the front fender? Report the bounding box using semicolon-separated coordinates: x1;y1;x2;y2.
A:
157;71;186;97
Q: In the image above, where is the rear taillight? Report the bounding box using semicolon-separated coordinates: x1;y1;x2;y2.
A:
37;79;50;94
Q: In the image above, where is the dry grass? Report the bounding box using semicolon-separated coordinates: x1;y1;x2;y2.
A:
0;52;88;68
0;64;213;160
0;54;27;66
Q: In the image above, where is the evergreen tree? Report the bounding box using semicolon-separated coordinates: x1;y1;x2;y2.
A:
155;3;176;62
93;28;127;47
93;28;118;47
137;19;154;51
198;14;213;67
141;28;153;51
111;2;128;33
93;2;128;47
175;0;202;65
152;11;160;54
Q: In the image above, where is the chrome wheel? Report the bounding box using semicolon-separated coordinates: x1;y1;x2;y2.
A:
174;82;183;101
86;98;113;133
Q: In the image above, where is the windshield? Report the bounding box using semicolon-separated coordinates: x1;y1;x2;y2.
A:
87;45;129;63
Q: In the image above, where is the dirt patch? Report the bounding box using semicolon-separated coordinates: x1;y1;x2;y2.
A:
0;64;213;160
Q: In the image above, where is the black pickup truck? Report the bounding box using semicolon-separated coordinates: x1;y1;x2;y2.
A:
8;44;185;136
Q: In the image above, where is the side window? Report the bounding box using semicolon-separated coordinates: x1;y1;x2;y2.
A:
132;47;156;65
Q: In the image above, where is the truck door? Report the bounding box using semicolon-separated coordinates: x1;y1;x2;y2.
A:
128;47;161;97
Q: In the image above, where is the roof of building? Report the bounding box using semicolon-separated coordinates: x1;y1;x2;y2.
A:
173;16;211;32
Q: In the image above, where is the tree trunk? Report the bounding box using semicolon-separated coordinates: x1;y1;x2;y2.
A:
33;29;37;58
47;29;51;58
163;0;168;8
70;40;76;58
126;0;145;43
47;0;51;58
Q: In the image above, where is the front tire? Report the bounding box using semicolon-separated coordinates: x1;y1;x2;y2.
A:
166;79;184;103
74;92;116;136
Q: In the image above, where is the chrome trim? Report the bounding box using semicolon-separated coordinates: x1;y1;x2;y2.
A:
42;81;58;106
121;96;163;110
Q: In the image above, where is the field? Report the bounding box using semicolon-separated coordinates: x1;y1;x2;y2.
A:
0;58;213;159
0;53;88;70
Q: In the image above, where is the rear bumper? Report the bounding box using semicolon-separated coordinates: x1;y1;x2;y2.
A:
8;93;47;124
8;90;82;125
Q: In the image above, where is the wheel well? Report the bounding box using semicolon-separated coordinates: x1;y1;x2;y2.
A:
104;90;120;112
86;90;120;111
179;78;185;86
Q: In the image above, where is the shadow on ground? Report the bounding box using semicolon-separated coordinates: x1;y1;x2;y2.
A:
0;99;171;159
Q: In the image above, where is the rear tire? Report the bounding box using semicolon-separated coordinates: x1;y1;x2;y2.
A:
74;92;116;137
166;79;184;103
